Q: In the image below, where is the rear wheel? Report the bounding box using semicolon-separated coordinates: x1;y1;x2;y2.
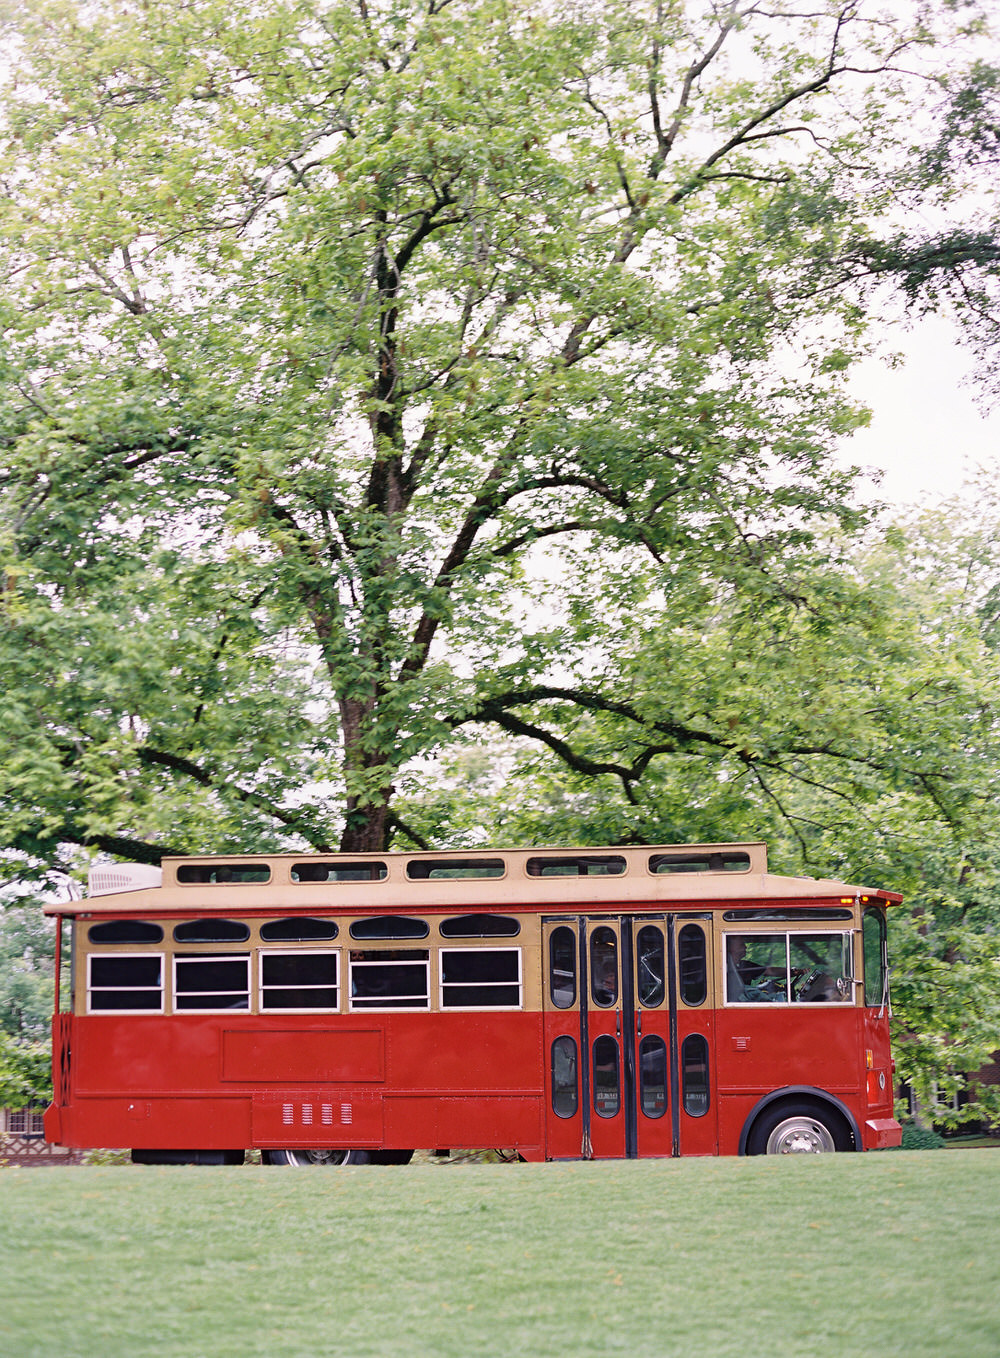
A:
263;1148;371;1166
746;1100;853;1155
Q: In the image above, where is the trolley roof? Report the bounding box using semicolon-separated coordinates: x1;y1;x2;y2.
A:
50;842;903;917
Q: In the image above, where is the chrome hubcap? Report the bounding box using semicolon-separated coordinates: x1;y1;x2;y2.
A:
766;1116;835;1154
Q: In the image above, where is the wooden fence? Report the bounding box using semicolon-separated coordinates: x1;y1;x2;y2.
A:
0;1133;84;1166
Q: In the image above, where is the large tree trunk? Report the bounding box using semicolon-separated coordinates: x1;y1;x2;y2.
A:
338;695;395;852
340;798;393;853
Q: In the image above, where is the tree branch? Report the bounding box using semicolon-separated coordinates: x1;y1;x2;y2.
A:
133;746;336;850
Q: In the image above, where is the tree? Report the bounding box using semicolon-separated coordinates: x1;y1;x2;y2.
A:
0;1032;51;1111
0;896;57;1109
1;0;998;867
395;491;1000;860
0;900;55;1042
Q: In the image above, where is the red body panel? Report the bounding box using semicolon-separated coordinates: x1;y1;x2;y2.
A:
715;1007;861;1097
54;1011;545;1154
861;1005;898;1148
51;1000;896;1156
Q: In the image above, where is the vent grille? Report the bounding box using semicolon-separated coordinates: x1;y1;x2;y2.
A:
88;864;163;897
280;1101;345;1127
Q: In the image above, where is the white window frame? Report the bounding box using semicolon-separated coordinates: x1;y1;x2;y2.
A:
259;948;340;1013
931;1078;965;1113
439;946;523;1010
173;953;250;1013
723;930;854;1006
86;952;165;1014
5;1107;46;1137
348;952;430;1012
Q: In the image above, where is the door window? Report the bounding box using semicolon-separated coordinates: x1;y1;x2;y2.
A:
678;924;707;1006
592;1034;620;1118
590;926;618;1007
681;1034;710;1117
551;1036;578;1118
639;1035;667;1119
636;925;665;1007
549;926;576;1008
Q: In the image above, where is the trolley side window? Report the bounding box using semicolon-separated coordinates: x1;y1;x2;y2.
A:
260;951;339;1010
292;861;387;882
526;855;626;877
88;920;164;945
440;914;520;938
725;932;853;1004
440;948;521;1008
87;954;164;1012
863;908;888;1006
650;851;751;874
350;916;429;940
174;919;251;944
174;954;250;1011
349;949;430;1009
176;864;270;884
260;917;339;942
406;858;505;880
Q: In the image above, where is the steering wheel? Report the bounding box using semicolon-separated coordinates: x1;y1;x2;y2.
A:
793;966;820;998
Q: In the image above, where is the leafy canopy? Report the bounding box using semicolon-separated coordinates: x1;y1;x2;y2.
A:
0;0;998;864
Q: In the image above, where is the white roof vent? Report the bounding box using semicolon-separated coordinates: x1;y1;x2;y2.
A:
88;864;164;897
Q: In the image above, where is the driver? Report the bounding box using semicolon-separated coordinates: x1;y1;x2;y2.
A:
726;937;785;1002
726;938;764;1001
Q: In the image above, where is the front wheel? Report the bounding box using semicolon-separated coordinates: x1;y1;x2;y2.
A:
263;1148;371;1166
746;1100;853;1155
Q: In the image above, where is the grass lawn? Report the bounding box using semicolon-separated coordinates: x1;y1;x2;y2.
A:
1;1150;998;1358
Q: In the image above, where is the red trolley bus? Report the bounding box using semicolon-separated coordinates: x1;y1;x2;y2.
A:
44;841;901;1163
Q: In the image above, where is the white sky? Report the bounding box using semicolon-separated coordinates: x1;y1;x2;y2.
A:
840;315;1000;509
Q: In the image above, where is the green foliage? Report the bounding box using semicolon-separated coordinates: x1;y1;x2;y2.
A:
0;902;56;1040
80;1148;133;1166
0;0;996;862
889;914;1000;1131
898;1124;947;1151
0;1031;51;1109
401;492;1000;859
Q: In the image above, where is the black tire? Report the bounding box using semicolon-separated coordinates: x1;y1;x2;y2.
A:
746;1099;854;1155
263;1148;371;1166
